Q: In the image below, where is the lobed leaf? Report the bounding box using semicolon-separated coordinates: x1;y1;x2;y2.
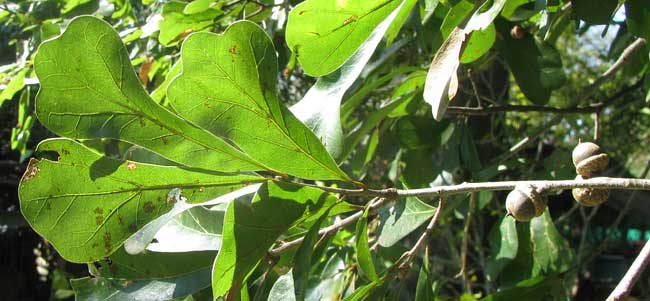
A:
34;16;267;173
18;138;264;263
167;21;350;181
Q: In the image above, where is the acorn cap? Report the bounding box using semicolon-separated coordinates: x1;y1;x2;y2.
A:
506;184;547;222
572;142;609;177
572;175;609;206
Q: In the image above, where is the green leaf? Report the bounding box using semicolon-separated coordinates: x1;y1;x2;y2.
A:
291;3;401;160
497;21;555;105
34;16;267;173
167;21;350;181
481;275;563;300
97;248;216;280
461;24;495;64
268;272;297;301
124;185;260;255
306;250;349;300
293;207;332;301
355;206;378;281
384;0;418;46
285;0;401;76
0;67;27;106
71;268;211;300
158;1;222;46
18;138;264;263
211;182;337;298
626;0;650;40
144;205;226;253
571;0;617;25
150;59;182;103
184;0;216;15
485;216;518;281
529;210;575;275
501;0;545;22
377;197;435;247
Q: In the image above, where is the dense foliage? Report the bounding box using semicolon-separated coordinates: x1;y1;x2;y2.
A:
1;0;650;300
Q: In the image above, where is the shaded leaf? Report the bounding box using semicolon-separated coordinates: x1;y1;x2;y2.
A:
481;275;563;300
269;272;297;301
571;0;617;25
355;206;378;281
168;21;349;181
485;216;518;281
19;138;263;263
71;270;211;301
626;0;650;40
286;0;401;76
124;185;260;255
293;207;332;301
97;248;215;280
212;182;337;298
377;197;435;247
34;16;266;173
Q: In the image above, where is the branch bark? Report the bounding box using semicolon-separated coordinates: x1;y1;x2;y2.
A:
607;239;650;301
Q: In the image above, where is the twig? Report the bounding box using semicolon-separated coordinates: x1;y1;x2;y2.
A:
583;159;650;264
483;38;646;163
446;104;601;115
579;38;646;102
268;197;385;255
455;193;475;294
606;238;650;300
399;197;447;266
280;177;650;200
594;112;600;142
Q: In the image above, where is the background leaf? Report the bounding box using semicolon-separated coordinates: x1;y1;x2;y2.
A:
285;0;401;76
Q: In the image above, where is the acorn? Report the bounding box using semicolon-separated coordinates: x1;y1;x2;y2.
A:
572;142;609;177
506;184;547;222
572;175;609;206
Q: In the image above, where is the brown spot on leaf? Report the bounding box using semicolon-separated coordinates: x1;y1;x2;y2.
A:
46;202;52;210
299;9;306;15
118;216;125;226
143;201;155;213
94;207;103;215
23;159;41;182
161;136;169;145
127;162;137;171
229;45;237;54
95;215;104;225
103;232;112;253
139;119;146;127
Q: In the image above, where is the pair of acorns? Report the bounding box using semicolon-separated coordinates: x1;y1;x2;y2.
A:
506;142;610;222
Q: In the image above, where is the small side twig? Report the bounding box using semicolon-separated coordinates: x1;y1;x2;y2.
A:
268;197;385;255
455;193;475;294
399;197;447;267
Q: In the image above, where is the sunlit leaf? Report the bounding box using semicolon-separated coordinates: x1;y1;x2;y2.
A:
34;16;267;173
18;138;264;262
377;197;434;247
158;1;222;46
286;0;401;76
211;182;337;298
168;21;350;181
